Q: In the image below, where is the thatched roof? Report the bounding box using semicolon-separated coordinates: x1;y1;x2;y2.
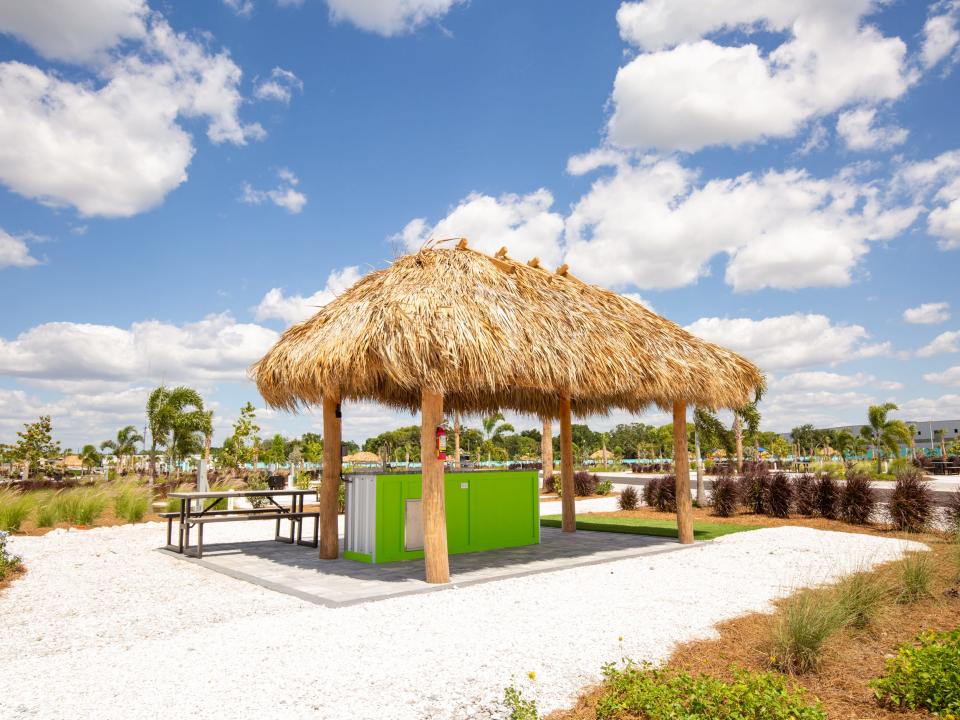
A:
342;451;381;463
253;244;763;417
590;449;615;461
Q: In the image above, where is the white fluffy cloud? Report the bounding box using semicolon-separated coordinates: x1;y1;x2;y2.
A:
897;149;960;250
395;189;565;268
0;15;262;218
0;228;40;269
771;371;880;392
904;302;951;324
0;0;147;63
917;330;960;357
836;107;908;151
253;67;302;103
564;156;918;291
897;393;960;418
0;313;277;389
241;168;307;214
924;365;960;386
255;266;362;325
685;314;890;371
922;2;960;68
609;0;912;151
223;0;254;18
325;0;463;36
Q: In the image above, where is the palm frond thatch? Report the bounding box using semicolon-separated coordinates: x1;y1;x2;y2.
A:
253;245;764;417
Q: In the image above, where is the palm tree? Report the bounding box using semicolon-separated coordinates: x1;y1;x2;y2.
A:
146;386;207;482
732;401;761;473
481;412;515;445
830;429;856;460
100;425;143;477
79;444;101;476
934;428;948;458
860;403;912;473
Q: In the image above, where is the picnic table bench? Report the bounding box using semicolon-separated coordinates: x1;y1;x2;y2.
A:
163;489;318;559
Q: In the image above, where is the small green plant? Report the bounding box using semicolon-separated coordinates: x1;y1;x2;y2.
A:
834;570;888;629
771;589;846;673
872;629;960;716
595;479;613;496
54;488;108;526
618;485;638;510
34;492;61;528
896;552;934;604
113;484;151;523
0;489;34;532
0;530;23;581
503;685;538;720
595;662;826;720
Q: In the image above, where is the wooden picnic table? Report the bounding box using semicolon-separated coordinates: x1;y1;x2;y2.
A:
164;489;319;559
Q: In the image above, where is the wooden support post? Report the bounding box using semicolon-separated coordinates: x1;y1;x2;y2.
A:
541;417;554;490
453;412;461;470
559;392;575;533
319;393;341;559
420;389;450;584
672;401;695;544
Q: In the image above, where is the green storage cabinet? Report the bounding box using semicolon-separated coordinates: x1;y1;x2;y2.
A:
343;470;539;563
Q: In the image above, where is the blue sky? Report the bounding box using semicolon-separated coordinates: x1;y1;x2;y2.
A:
1;0;959;448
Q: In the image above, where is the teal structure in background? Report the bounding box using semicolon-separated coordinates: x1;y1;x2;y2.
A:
343;470;540;564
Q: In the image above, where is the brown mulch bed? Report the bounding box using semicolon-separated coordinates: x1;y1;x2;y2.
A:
548;524;960;720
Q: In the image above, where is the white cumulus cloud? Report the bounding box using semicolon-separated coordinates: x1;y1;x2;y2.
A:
609;0;912;151
917;330;960;357
922;2;960;68
0;228;41;269
0;13;262;218
563;156;918;291
394;189;565;268
685;314;890;371
904;302;951;324
836;107;908;151
924;365;960;386
255;266;363;325
254;67;303;103
325;0;463;36
241;168;307;213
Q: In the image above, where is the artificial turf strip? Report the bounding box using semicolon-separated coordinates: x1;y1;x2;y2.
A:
539;514;761;540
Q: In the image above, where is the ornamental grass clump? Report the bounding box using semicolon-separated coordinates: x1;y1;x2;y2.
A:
595;662;826;720
814;474;840;520
766;472;793;518
618;486;639;511
896;552;934;604
0;489;34;532
771;589;846;674
710;470;738;518
740;462;770;515
113;484;151;523
56;488;108;526
834;570;889;629
840;470;876;525
573;471;598;496
644;476;676;512
872;629;960;717
888;469;932;532
793;474;817;516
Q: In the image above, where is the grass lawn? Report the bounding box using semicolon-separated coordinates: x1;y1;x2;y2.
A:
539;513;761;540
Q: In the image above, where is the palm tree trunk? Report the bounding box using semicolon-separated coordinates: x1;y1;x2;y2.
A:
149;439;157;487
694;421;705;506
734;415;743;473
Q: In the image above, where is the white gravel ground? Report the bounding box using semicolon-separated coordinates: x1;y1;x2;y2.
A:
1;523;926;720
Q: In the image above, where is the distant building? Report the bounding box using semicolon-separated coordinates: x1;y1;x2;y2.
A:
786;419;960;454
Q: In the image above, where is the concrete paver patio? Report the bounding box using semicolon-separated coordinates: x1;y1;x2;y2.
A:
161;524;684;606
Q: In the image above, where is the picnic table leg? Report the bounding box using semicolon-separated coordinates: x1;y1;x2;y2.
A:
178;501;187;553
196;522;204;559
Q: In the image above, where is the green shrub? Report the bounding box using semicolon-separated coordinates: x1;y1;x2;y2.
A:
34;492;61;527
503;685;538;720
835;570;888;629
771;589;846;673
888;470;932;532
595;663;826;720
872;629;960;716
113;484;151;523
595;479;613;496
618;486;639;511
0;530;23;581
896;552;934;604
0;490;34;532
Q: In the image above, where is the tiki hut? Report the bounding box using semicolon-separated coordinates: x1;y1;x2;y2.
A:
590;449;615;462
253;241;763;583
342;451;382;465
